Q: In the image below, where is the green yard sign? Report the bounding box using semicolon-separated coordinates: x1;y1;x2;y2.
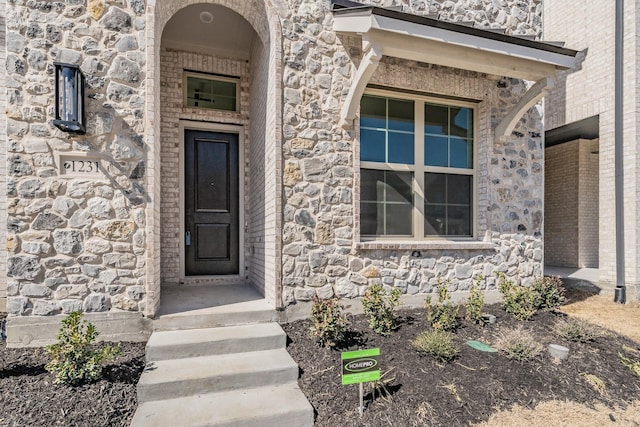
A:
341;348;381;385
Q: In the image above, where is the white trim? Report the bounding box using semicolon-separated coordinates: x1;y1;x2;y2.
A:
495;77;555;141
359;88;478;240
340;42;382;126
178;120;245;283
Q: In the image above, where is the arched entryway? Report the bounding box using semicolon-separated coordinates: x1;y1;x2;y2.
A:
144;1;284;317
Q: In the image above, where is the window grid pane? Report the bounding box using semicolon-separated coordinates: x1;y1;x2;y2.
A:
360;169;413;236
424;103;473;169
424;172;472;237
361;95;415;165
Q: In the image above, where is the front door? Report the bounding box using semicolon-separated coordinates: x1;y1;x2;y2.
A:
184;130;240;276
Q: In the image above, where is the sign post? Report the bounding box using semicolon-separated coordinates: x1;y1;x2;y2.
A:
341;348;381;416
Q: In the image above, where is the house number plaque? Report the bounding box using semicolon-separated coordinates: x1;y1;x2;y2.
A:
58;154;104;178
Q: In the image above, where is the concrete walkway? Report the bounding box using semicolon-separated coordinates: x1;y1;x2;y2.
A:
544;266;615;294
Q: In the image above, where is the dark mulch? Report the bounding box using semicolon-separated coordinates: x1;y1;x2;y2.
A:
0;334;145;427
283;300;640;426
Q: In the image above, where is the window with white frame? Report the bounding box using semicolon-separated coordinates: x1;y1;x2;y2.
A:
359;91;475;239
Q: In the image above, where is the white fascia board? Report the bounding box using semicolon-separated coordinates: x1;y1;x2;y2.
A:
332;11;374;33
332;11;576;79
371;15;576;71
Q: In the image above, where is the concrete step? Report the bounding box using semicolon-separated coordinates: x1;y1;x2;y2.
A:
154;298;276;331
137;348;299;403
131;383;314;427
146;323;286;362
154;284;277;332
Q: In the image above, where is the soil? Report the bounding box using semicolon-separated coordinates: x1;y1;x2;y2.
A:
283;290;640;426
0;339;145;427
1;288;640;426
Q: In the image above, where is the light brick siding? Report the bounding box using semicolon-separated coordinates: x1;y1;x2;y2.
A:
545;141;579;267
159;48;251;285
545;1;640;291
578;139;599;268
544;139;599;268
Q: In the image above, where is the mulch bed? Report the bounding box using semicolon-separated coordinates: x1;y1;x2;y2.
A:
283;299;640;426
0;336;145;427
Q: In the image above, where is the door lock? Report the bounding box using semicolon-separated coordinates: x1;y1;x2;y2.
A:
185;230;191;246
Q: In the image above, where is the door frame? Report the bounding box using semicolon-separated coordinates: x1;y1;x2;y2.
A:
178;120;245;283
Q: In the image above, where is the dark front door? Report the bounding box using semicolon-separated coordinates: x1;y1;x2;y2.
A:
184;130;239;276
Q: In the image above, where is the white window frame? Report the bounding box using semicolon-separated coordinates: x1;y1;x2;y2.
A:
359;88;478;241
183;71;240;112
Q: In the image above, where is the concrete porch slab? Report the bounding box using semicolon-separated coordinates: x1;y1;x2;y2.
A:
154;284;276;331
544;266;614;295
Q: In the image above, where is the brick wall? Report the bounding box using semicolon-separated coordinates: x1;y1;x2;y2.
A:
578;139;599;268
544;1;639;286
159;48;251;285
544;141;579;267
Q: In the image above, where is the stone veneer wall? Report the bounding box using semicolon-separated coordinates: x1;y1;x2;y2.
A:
159;47;251;285
279;0;545;307
2;0;546;319
0;0;6;312
4;1;148;316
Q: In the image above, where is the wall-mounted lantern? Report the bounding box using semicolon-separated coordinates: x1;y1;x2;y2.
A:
53;63;86;134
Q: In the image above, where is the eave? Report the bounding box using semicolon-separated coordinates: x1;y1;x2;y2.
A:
332;0;579;136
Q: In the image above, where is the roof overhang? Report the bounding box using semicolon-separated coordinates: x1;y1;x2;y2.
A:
332;0;579;133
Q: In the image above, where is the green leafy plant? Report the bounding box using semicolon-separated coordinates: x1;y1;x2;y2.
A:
45;312;120;385
495;326;542;362
533;276;566;311
362;284;401;335
426;280;459;331
411;329;460;363
498;273;536;321
553;318;601;343
580;372;607;395
309;296;350;348
464;276;486;325
620;353;640;377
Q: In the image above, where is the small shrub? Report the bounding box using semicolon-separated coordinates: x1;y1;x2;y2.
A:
553;318;601;343
411;330;460;363
498;273;536;321
464;276;486;325
533;276;566;311
620;353;640;377
362;284;401;335
495;326;543;362
426;280;459;331
45;311;120;385
309;296;349;348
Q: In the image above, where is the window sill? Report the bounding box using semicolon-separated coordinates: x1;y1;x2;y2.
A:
355;240;496;251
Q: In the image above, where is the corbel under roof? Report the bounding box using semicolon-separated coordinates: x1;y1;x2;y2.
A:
332;0;579;138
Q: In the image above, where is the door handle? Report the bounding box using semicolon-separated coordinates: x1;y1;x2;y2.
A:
185;231;191;246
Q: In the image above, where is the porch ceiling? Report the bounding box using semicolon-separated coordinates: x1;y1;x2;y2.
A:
161;4;257;60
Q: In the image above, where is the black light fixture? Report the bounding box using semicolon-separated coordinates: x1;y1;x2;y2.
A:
53;62;86;134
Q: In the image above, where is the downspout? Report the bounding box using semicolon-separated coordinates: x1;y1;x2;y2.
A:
614;0;626;303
